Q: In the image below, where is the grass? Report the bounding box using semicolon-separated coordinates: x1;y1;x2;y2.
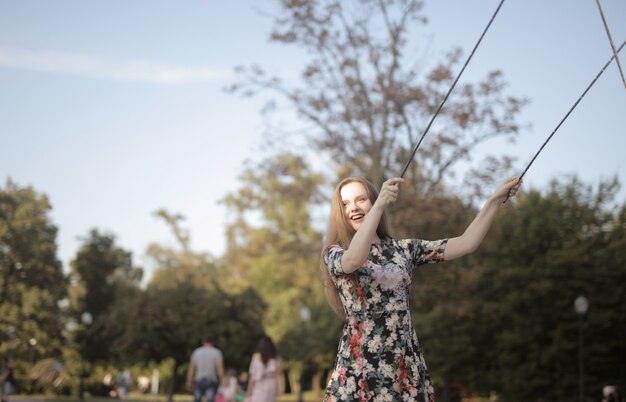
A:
11;391;324;402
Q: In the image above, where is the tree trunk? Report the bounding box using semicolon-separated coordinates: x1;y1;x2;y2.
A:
442;376;450;402
287;368;301;398
167;360;180;402
311;368;322;396
278;369;286;394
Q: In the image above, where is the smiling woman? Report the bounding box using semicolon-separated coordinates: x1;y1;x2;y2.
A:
319;175;521;402
340;181;376;231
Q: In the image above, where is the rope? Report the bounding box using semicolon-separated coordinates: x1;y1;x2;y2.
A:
503;41;626;203
594;0;626;90
399;0;506;178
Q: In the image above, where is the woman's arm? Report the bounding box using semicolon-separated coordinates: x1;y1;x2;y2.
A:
445;176;521;260
341;178;403;273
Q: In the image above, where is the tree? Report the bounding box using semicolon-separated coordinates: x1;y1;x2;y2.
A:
136;210;267;402
147;209;219;290
117;284;266;402
221;153;342;395
0;178;66;361
221;154;326;338
469;177;626;401
229;0;526;197
278;300;344;395
69;229;142;363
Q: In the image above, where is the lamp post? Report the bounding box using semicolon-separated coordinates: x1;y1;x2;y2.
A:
574;296;589;402
298;306;311;402
79;312;93;401
29;337;37;364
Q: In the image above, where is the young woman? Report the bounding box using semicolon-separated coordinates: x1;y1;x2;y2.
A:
321;176;521;402
247;336;280;402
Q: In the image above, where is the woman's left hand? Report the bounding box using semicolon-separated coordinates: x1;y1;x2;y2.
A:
491;176;522;203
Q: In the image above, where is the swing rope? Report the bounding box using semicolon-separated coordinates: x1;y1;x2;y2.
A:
399;0;506;178
503;41;626;203
594;0;626;90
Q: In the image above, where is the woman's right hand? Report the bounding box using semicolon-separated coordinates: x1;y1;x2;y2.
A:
376;177;404;208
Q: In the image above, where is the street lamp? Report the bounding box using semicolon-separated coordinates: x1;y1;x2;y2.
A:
81;312;93;326
29;338;37;364
79;312;93;401
574;296;589;402
298;306;311;402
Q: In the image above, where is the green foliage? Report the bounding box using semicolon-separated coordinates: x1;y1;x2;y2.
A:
70;229;143;363
468;177;626;401
278;299;343;370
0;178;66;360
113;210;268;398
406;177;626;400
221;154;327;341
221;153;343;395
147;210;219;290
118;284;266;372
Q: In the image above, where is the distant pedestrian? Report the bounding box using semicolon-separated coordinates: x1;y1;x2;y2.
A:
236;371;249;402
1;358;16;402
137;375;150;394
247;336;280;402
218;369;238;402
116;369;132;400
602;385;621;402
186;335;224;402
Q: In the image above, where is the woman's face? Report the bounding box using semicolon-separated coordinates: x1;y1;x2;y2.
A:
340;181;373;231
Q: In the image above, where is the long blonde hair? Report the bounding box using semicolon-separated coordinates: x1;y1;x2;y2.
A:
320;177;392;317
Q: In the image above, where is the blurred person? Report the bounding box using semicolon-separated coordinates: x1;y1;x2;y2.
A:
187;335;224;402
603;385;621;402
1;358;16;402
116;369;132;400
236;371;249;402
103;371;116;397
247;336;280;402
137;375;150;394
218;369;238;402
320;176;521;401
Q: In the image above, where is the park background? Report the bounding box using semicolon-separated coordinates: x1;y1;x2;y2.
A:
1;1;625;401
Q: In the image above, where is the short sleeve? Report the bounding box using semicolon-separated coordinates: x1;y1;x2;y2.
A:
410;238;448;267
323;245;346;277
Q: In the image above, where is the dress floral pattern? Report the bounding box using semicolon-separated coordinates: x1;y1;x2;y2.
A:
323;238;447;402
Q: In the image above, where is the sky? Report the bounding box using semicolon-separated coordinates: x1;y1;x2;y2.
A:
1;1;625;281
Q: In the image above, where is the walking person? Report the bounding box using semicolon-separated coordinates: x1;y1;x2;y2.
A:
246;336;280;402
116;369;132;400
186;335;224;402
320;176;521;401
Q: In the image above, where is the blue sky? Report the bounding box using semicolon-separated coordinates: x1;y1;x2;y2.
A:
1;1;625;279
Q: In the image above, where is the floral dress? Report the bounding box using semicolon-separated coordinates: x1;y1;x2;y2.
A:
323;238;447;402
